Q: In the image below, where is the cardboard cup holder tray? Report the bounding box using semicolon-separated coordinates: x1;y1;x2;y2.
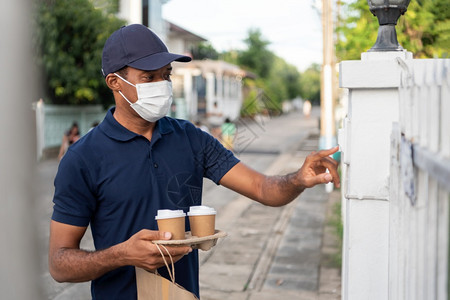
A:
152;230;227;251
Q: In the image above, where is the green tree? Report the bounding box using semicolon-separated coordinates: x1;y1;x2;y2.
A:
337;0;450;60
336;0;378;60
240;79;262;117
299;63;321;105
428;0;450;52
237;28;275;79
265;57;300;105
221;28;304;116
220;50;239;67
191;42;219;60
35;0;125;106
277;59;302;100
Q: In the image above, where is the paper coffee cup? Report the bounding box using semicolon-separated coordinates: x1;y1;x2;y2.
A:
155;209;186;240
188;206;216;250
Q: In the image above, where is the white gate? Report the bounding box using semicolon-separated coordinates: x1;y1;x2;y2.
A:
339;53;450;299
389;59;450;300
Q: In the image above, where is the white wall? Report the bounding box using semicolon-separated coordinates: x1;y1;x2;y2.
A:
166;39;186;56
34;104;107;160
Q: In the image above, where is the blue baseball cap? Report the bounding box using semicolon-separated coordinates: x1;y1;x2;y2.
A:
102;24;191;77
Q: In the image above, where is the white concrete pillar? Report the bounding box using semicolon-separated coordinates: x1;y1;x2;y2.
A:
118;0;142;25
35;99;45;161
0;2;42;299
183;72;195;120
339;51;412;299
148;0;166;40
205;72;215;108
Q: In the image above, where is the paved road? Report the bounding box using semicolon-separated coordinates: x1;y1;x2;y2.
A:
37;108;341;299
199;110;341;300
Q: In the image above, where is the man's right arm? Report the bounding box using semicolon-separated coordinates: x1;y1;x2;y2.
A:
48;220;192;283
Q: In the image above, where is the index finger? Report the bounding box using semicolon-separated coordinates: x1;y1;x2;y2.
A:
311;146;339;160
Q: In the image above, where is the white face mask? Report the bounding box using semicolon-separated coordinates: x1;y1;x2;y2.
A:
114;73;173;122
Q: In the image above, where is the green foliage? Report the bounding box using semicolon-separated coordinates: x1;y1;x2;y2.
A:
35;0;125;106
327;201;343;269
337;0;450;60
336;0;378;60
264;57;289;105
237;28;275;79
220;28;310;116
299;64;321;105
271;57;302;100
191;42;219;60
240;80;261;117
92;0;120;14
219;50;239;65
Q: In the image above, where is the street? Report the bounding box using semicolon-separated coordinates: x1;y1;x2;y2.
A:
36;107;341;299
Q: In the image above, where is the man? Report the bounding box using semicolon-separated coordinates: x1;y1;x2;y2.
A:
49;24;340;299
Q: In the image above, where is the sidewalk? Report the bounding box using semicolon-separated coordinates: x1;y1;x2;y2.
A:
198;113;342;299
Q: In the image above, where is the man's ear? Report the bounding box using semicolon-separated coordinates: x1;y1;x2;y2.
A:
105;73;120;91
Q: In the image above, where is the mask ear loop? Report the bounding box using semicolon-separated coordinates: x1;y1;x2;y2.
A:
154;244;175;283
114;73;136;105
118;90;133;105
114;73;136;87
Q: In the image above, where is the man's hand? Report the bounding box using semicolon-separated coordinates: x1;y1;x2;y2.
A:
294;146;340;189
220;146;341;207
48;221;191;283
119;229;192;271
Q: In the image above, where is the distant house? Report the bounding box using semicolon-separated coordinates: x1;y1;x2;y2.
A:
165;21;206;58
171;59;247;122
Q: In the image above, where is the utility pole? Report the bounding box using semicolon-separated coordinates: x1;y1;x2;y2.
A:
320;0;336;151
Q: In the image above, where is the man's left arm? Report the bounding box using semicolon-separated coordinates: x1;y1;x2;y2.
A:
219;147;340;207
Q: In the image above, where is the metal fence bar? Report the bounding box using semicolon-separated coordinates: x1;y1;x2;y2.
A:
413;144;450;192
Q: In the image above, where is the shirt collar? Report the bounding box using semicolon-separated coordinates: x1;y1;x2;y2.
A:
99;107;174;142
157;116;174;135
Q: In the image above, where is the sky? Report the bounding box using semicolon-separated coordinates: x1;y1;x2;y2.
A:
162;0;323;72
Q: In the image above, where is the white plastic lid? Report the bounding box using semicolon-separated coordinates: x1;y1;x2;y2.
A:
155;209;186;220
187;205;217;216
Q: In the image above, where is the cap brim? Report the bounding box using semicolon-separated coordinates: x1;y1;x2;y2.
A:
128;52;191;71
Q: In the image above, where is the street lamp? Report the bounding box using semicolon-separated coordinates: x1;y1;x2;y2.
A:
367;0;411;51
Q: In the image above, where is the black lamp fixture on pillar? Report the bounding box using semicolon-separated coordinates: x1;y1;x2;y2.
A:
367;0;411;51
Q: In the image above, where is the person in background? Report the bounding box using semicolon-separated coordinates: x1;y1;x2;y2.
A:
194;120;210;134
303;100;312;118
221;118;236;151
57;122;80;161
88;121;99;133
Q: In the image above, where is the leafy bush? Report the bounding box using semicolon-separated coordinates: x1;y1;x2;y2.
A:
35;0;125;106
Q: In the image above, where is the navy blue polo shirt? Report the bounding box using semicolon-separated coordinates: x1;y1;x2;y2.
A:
52;107;239;299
